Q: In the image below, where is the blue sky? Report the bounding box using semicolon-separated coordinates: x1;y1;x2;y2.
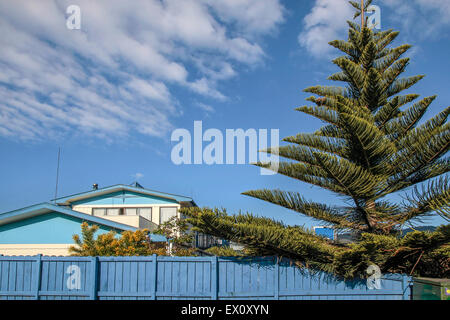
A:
0;0;449;229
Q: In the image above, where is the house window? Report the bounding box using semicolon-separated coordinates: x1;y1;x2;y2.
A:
139;208;152;221
124;208;138;216
159;207;177;224
107;208;121;216
92;208;106;216
91;207;154;218
92;208;123;216
123;207;152;221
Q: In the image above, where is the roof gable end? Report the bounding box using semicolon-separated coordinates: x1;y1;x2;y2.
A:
53;184;194;206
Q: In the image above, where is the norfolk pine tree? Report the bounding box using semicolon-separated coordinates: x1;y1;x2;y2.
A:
183;0;450;278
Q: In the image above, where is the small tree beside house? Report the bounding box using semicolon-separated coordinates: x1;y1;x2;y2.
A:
69;220;196;257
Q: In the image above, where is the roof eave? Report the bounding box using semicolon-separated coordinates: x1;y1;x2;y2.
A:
53;184;193;205
0;203;138;232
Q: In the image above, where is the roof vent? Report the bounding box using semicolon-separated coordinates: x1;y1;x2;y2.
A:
92;183;98;190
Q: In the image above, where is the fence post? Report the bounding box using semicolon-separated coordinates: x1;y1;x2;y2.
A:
33;254;42;300
151;254;157;300
89;256;98;300
211;256;218;300
274;257;279;300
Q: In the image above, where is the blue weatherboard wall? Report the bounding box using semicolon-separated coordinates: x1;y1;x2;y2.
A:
0;212;120;244
0;256;412;300
71;191;179;206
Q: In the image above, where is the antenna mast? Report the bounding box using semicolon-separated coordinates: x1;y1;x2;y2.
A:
54;147;61;203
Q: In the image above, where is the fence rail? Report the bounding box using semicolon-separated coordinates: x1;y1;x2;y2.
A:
0;255;411;300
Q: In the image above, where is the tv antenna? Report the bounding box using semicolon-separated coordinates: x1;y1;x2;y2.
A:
54;147;61;203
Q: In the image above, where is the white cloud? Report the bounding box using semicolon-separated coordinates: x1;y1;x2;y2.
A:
298;0;450;58
188;78;226;101
127;79;172;104
381;0;450;38
195;102;215;113
204;0;285;35
416;0;450;15
0;0;285;142
298;0;353;57
132;173;144;180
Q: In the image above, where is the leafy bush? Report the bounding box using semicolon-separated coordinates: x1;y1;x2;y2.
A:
69;222;196;256
204;246;245;257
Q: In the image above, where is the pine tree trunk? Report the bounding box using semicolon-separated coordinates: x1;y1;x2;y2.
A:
365;200;375;230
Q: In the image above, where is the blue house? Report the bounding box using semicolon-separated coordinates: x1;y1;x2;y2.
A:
0;183;196;256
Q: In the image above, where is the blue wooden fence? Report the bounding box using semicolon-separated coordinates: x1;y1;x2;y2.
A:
0;255;411;300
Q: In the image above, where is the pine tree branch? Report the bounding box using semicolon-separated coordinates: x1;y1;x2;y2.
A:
242;189;357;229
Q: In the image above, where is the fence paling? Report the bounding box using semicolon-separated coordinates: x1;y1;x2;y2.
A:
0;255;411;300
